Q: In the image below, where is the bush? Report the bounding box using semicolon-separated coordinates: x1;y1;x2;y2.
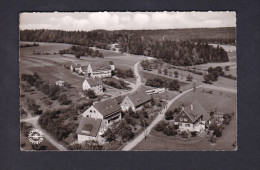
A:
58;94;71;105
180;131;189;138
165;110;174;120
222;113;232;125
191;131;197;137
155;121;168;131
84;90;96;98
32;144;47;150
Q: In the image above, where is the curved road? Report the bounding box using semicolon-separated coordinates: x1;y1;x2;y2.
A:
122;84;205;151
21;115;67;151
130;62;142;93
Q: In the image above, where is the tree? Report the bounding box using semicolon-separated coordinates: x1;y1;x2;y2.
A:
165;110;174;120
203;74;212;84
163;125;174;136
84;90;96;98
168;80;180;91
104;128;116;142
174;71;178;78
75;52;81;59
155;121;168;131
186;74;193;82
163;68;168;75
58;94;71;105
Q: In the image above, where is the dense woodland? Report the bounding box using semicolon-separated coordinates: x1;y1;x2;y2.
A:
20;28;233;66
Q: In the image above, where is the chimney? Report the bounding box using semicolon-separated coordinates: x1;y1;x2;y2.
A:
191;104;193;110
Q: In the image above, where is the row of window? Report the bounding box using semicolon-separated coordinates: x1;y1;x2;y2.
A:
179;123;191;127
180;117;188;121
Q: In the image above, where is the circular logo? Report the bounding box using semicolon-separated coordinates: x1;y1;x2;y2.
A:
28;128;44;144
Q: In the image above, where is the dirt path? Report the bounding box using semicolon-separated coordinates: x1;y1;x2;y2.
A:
121;84;205;151
21;116;67;151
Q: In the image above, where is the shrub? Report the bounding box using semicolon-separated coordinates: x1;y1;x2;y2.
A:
84;90;96;98
32;144;47;150
155;121;168;131
163;125;174;136
191;131;197;137
180;131;189;138
209;135;217;143
58;94;71;105
222;113;232;125
165;110;174;120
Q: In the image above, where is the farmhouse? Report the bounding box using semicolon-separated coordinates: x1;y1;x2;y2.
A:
82;77;103;95
82;98;122;126
76;117;106;143
174;101;211;132
87;62;112;78
121;91;152;112
70;63;81;72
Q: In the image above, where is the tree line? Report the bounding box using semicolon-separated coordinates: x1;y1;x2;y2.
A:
20;29;230;66
59;45;103;58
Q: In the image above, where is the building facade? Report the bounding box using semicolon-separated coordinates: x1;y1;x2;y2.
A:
82;77;103;95
174;101;211;132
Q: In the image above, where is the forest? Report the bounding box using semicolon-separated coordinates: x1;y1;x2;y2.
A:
20;28;232;66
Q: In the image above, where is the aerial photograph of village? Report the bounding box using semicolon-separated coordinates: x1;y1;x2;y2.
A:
19;12;237;151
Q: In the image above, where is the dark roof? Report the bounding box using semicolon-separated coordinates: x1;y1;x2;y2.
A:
85;77;103;86
90;62;111;71
127;91;151;107
76;117;102;137
93;98;121;117
113;95;126;104
183;101;210;122
72;63;81;68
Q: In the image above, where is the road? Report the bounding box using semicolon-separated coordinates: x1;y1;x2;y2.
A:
130;62;142;93
203;84;237;93
121;84;205;151
21;115;67;151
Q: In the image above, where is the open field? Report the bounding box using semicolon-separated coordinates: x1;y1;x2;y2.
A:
133;112;236;151
168;87;237;114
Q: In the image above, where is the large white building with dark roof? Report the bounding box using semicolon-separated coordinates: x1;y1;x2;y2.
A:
174;101;211;132
120;91;152;112
82;77;103;95
82;98;122;126
87;62;112;78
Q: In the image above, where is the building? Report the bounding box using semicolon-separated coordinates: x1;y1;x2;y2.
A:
146;88;165;95
82;98;122;126
55;80;65;87
82;77;103;95
87;62;112;78
76;117;106;143
121;91;152;112
78;65;88;75
70;63;81;72
174;101;211;132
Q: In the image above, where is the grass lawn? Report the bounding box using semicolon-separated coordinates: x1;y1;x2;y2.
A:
169;87;237;113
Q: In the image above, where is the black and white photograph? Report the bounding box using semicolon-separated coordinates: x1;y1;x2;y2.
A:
19;12;237;151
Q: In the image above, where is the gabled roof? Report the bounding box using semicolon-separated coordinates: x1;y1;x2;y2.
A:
85;77;103;86
89;62;111;71
183;101;210;123
113;95;125;104
93;98;121;117
76;117;102;137
127;91;151;107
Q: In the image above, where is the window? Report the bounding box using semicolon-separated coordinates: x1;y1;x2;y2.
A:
185;124;190;127
184;118;187;121
90;110;92;113
180;118;183;121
